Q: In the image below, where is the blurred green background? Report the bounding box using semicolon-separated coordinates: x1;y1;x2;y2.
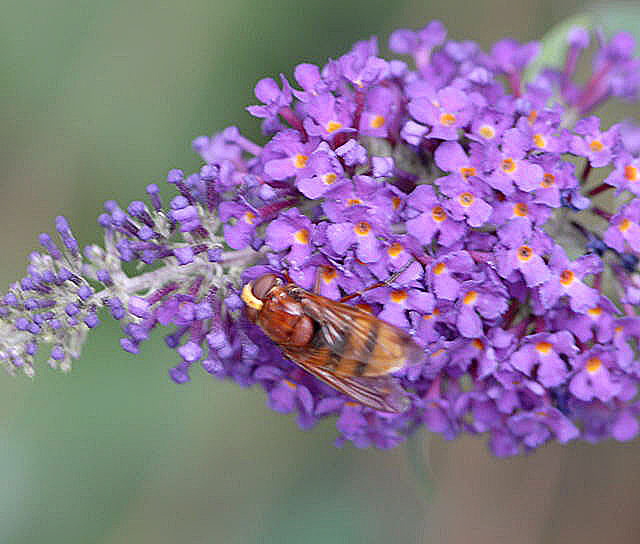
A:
2;1;640;543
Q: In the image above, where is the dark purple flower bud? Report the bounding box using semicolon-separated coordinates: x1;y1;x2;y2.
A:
120;338;139;354
77;285;93;301
84;313;100;328
169;364;191;384
55;216;79;255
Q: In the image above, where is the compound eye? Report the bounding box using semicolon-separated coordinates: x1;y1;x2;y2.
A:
251;274;280;300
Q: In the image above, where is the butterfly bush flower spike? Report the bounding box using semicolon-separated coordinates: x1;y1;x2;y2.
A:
2;22;640;455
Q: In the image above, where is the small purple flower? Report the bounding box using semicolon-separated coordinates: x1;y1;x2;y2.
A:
440;176;493;228
295;142;346;198
303;92;355;140
509;331;577;387
605;151;640;195
569;348;623;402
265;209;314;268
406;185;467;247
570;116;619;167
408;86;473;140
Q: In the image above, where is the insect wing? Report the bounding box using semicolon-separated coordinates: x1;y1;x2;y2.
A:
288;351;410;413
298;292;424;377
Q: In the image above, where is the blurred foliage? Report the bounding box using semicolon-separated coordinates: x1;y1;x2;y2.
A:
2;1;640;543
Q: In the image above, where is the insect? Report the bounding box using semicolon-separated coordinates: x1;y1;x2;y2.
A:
241;271;424;412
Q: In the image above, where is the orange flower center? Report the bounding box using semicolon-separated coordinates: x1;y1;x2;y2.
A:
294;228;309;244
326;120;343;133
463;291;478;305
459;192;475;207
354;221;371;236
460;167;477;180
294;154;309;169
322;172;337;185
559;269;574;286
387;242;404;257
533;134;547;148
479;125;495;139
625;164;639;182
541;173;555;188
501;158;517;173
589;140;604;152
619;218;633;232
517;246;533;262
440;112;457;126
586;357;602;374
433;262;446;275
588;307;603;318
431;205;447;222
391;290;408;303
513;202;528;217
322;267;337;283
536;341;553;354
370;115;386;129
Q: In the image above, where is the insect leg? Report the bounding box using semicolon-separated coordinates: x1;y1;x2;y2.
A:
339;259;417;303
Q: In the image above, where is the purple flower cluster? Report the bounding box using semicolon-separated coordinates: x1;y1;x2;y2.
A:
2;21;640;454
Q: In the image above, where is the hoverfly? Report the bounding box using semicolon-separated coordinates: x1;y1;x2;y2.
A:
241;271;424;412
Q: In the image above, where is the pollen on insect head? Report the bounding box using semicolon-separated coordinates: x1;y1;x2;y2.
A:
241;282;264;311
